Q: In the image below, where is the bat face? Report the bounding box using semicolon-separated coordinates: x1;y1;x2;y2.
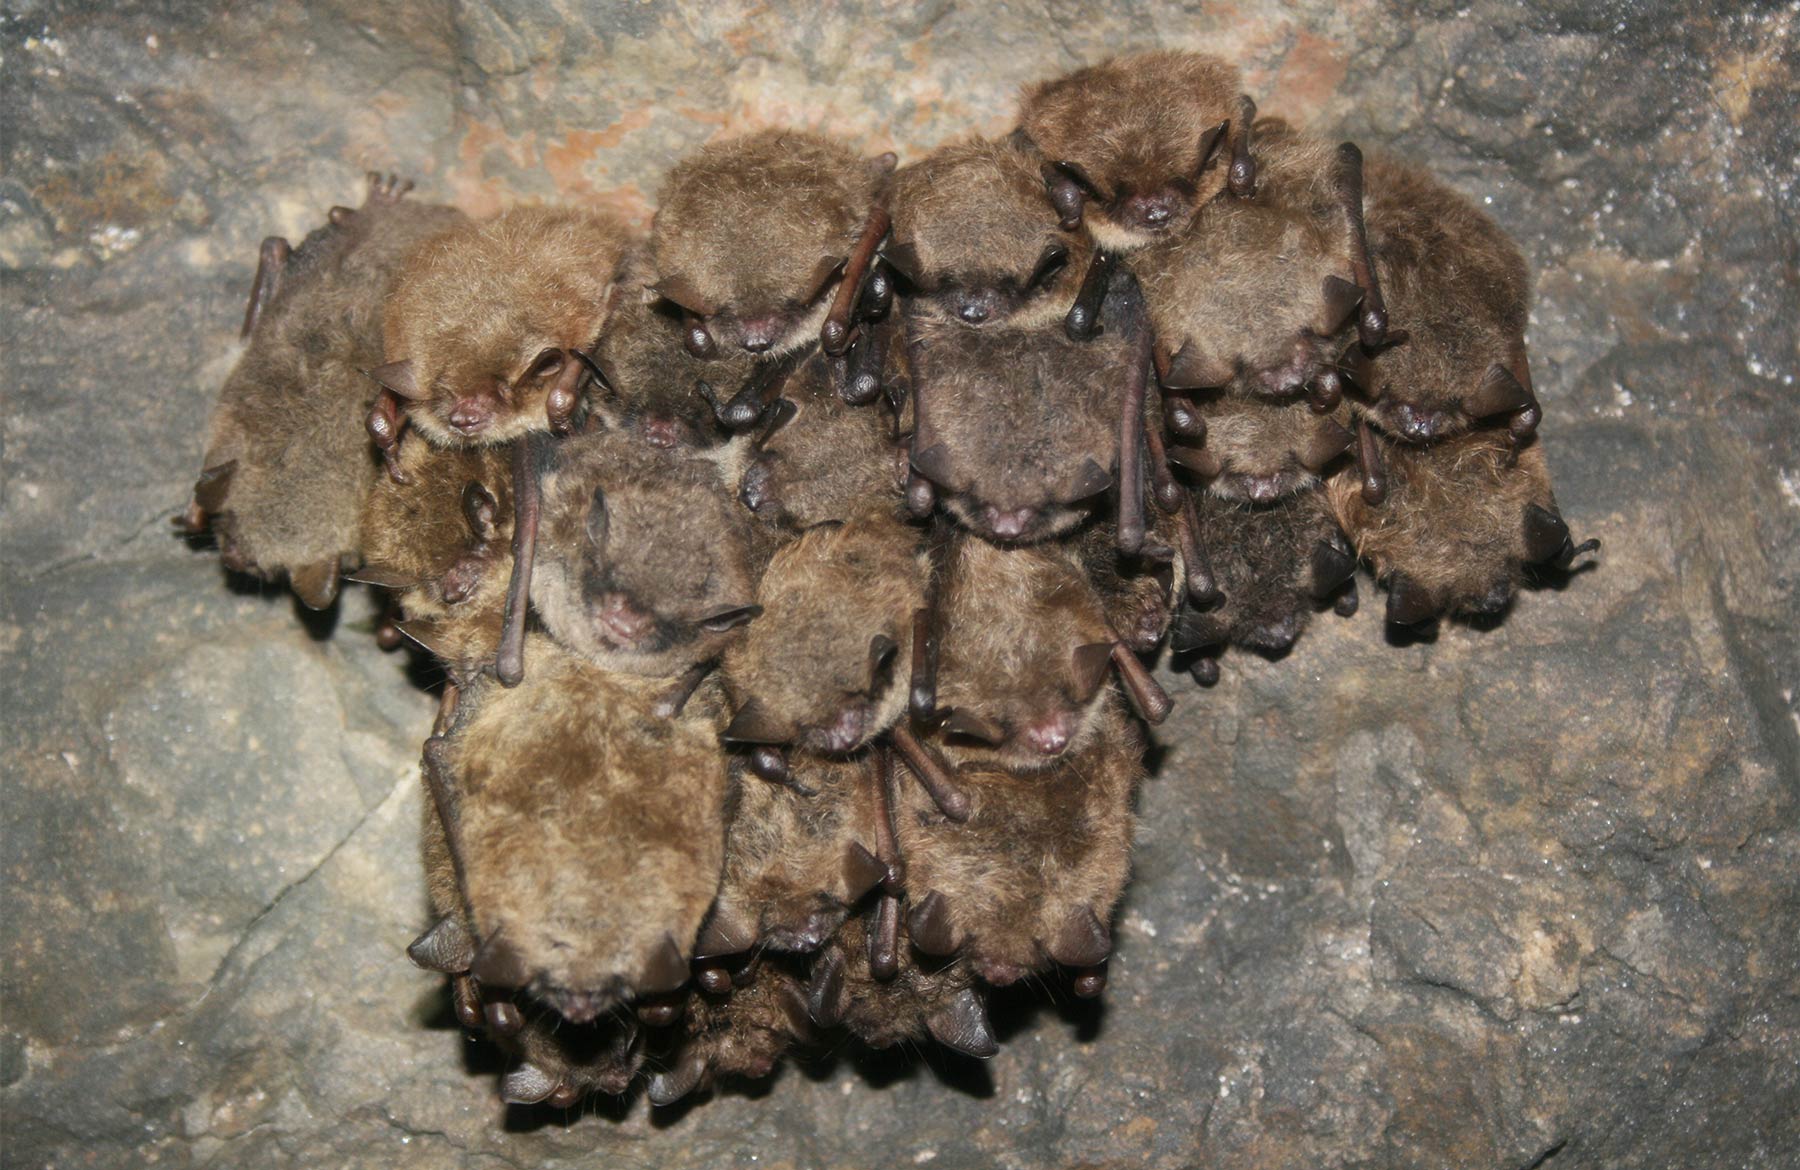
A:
189;177;466;607
907;314;1120;544
1072;517;1181;653
1018;51;1244;252
379;207;632;447
722;513;926;755
1326;428;1595;623
931;538;1115;771
649;957;813;1103
1172;392;1356;504
1137;127;1363;401
893;697;1139;987
651;130;893;358
807;913;994;1059
532;431;764;676
885;137;1084;331
436;636;730;1023
733;346;909;530
1353;152;1536;445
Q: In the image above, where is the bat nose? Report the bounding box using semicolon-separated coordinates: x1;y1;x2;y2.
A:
1244;475;1283;504
594;592;655;644
739;317;781;352
448;398;491;435
1024;712;1075;757
1126;191;1178;229
955;292;997;324
1394;404;1449;443
817;704;868;753
984;505;1036;539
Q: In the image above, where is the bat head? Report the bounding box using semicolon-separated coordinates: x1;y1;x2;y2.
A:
735;359;909;530
533;433;762;675
380;208;629;446
651;130;894;359
723;514;925;755
1177;394;1355;504
1020;51;1244;251
885;137;1086;332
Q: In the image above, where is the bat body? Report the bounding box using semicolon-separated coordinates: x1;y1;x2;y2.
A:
645;957;815;1105
1167;391;1355;504
530;429;766;677
807;913;998;1060
893;696;1140;988
183;174;465;607
1325;428;1596;623
1071;517;1182;654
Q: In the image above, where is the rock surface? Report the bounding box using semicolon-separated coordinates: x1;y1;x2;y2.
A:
4;1;1798;1167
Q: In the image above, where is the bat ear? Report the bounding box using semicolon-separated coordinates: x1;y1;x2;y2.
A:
1071;641;1114;703
1521;503;1573;564
722;697;791;745
366;359;423;400
343;563;419;590
1062;457;1113;503
1195;119;1229;177
1162;339;1234;391
880;240;924;287
699;604;762;633
1228;96;1258;197
909;443;961;490
867;633;898;692
1041;162;1089;230
583;485;608;552
193;460;238;514
804;254;848;303
925;986;998;1059
1317;275;1365;335
650;273;717;317
869;150;899;176
1309;531;1360;598
1029;242;1071;288
1467;362;1536;419
290;559;341;610
461;481;500;543
940;708;1006;746
1298;418;1355;473
1166;444;1224;480
755;397;799;450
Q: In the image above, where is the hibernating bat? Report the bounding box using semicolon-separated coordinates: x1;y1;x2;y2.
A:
1325;427;1597;623
644;955;815;1106
806;911;999;1060
178;173;466;608
1161;391;1355;505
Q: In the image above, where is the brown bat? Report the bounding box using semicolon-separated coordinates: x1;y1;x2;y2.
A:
807;912;1000;1060
1350;149;1540;448
644;955;815;1106
1133;123;1382;403
720;511;927;755
353;440;513;679
893;695;1140;991
1173;487;1360;681
411;633;731;1027
650;129;895;359
497;1014;644;1108
1069;515;1183;654
529;429;767;677
1018;51;1254;255
1162;391;1356;505
178;173;465;608
367;205;633;453
1325;427;1598;623
929;535;1170;769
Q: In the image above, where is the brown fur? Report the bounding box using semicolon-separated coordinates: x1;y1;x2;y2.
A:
1176;487;1346;657
1325;429;1560;617
885;136;1087;331
931;536;1116;772
722;511;927;752
712;754;887;952
1018;51;1245;251
651;130;891;357
1354;151;1534;442
893;696;1140;985
505;1013;644;1102
652;957;813;1098
1134;123;1359;398
531;429;767;676
1178;392;1356;503
1071;517;1181;653
359;439;513;678
384;207;634;447
813;913;983;1052
438;634;730;1017
193;179;465;601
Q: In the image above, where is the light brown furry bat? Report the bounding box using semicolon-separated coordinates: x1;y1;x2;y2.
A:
1018;51;1255;254
416;632;731;1025
807;913;999;1060
1349;150;1540;448
1163;391;1355;504
178;174;465;608
929;535;1170;768
893;695;1140;991
1325;428;1597;623
529;429;767;677
1173;488;1359;681
367;206;633;453
354;439;513;679
1133;122;1382;403
650;129;895;359
644;956;816;1106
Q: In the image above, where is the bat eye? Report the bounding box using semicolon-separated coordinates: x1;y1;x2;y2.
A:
699;605;763;633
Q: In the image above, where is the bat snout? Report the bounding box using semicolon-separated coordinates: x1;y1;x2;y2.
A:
1391;403;1456;444
983;504;1038;540
591;591;656;646
447;397;493;436
1023;710;1078;758
953;289;1000;325
1122;188;1181;230
737;315;784;353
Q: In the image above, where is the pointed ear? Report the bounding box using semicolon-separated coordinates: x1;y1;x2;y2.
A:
1063;457;1113;503
650;273;717;317
1195;119;1228;176
721;697;791;745
880;240;924;287
755;397;799;450
940;708;1005;746
1166;445;1224;479
867;633;898;692
461;481;500;543
1317;275;1364;335
699;604;762;633
869;150;899;176
1071;642;1114;703
803;255;847;303
1162;340;1234;391
1028;243;1071;288
1467;363;1535;419
343;564;419;590
583;485;608;552
909;443;960;489
1298;418;1355;473
366;359;423;401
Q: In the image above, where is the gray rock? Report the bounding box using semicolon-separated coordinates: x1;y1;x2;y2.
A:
3;1;1796;1167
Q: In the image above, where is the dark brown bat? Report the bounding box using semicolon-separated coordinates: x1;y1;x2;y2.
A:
893;695;1140;991
1349;149;1540;447
1162;391;1356;504
178;173;465;608
1172;487;1359;679
529;429;767;677
649;129;895;359
498;1014;644;1107
417;633;731;1025
1133;123;1379;402
1069;515;1183;654
644;955;815;1106
368;205;633;452
929;535;1170;768
807;912;999;1060
1018;51;1253;254
1325;427;1598;623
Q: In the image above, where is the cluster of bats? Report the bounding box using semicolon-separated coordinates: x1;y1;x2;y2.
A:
180;50;1597;1109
